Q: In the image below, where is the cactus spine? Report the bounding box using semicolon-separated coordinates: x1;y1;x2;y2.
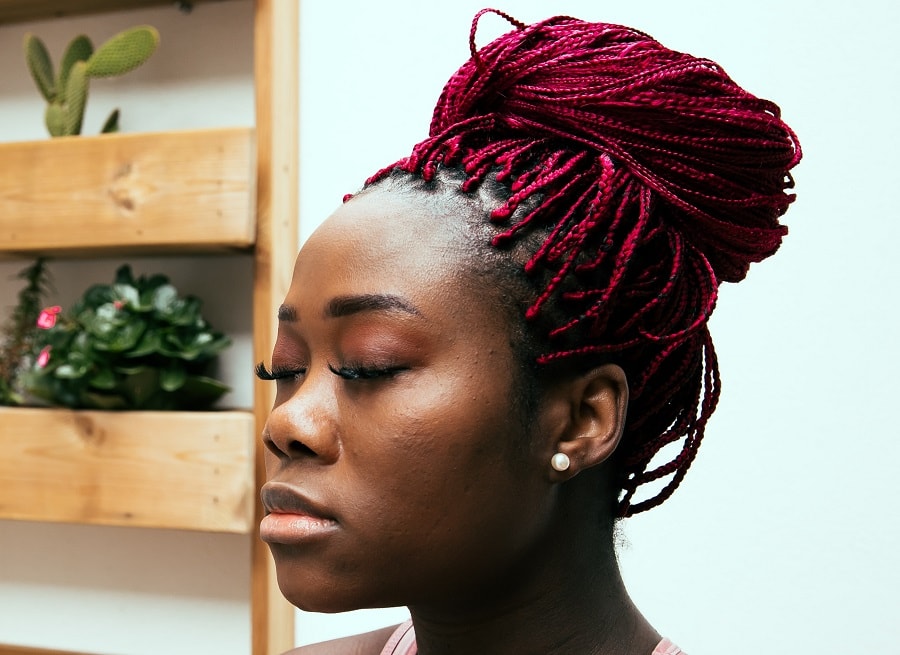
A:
23;26;160;137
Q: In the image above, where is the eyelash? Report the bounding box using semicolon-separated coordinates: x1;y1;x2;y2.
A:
255;362;405;382
327;362;406;380
255;362;305;381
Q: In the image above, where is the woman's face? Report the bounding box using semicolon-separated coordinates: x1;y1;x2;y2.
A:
259;187;560;612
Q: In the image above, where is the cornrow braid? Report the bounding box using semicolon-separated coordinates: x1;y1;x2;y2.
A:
359;10;801;517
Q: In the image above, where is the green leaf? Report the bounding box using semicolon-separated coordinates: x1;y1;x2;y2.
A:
95;320;145;352
70;331;92;354
127;330;161;357
113;364;144;375
82;391;127;410
151;284;178;313
112;283;140;309
119;366;159;408
100;108;120;134
85;26;159;78
160;364;187;392
58;35;93;91
178;374;230;408
114;265;136;286
183;333;229;359
23;33;56;102
95;302;120;322
83;283;117;307
88;367;117;390
143;274;170;290
84;305;118;339
55;363;85;379
163;297;202;326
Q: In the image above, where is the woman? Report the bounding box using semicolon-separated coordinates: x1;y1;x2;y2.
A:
257;9;800;655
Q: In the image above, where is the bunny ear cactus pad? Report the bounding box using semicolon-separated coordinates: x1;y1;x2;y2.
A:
85;26;159;77
44;103;66;138
58;35;94;91
23;26;159;137
63;61;89;137
23;34;56;103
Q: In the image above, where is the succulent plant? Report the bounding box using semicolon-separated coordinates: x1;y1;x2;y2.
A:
23;265;231;411
0;259;52;406
23;26;160;137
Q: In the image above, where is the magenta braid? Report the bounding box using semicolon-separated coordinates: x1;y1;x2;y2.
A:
360;10;801;516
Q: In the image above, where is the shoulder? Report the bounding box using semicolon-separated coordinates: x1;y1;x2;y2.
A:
283;625;401;655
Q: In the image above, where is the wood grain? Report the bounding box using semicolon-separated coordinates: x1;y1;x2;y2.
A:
0;127;255;257
0;407;256;533
0;645;95;655
251;0;298;652
0;0;232;25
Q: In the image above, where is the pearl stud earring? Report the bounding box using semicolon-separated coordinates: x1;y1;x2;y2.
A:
550;452;570;472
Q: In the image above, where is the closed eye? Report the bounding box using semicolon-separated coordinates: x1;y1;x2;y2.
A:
328;362;406;381
255;362;307;381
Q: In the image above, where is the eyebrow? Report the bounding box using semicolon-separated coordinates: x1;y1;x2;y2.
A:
277;304;297;322
276;294;421;323
324;293;421;319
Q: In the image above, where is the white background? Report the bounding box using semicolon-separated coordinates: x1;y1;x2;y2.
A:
0;1;897;653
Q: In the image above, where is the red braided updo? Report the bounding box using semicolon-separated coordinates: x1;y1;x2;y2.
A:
360;10;801;516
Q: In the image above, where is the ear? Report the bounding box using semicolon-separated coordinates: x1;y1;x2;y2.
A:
545;364;628;482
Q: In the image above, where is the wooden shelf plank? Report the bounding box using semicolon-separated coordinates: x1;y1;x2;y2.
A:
0;407;256;533
251;0;298;652
0;127;256;258
0;645;94;655
0;0;233;25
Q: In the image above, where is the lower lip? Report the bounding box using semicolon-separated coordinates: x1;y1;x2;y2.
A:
259;512;338;543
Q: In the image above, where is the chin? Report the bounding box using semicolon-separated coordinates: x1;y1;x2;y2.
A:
275;567;391;614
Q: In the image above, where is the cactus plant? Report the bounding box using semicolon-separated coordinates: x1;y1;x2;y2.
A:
0;259;52;406
23;26;160;137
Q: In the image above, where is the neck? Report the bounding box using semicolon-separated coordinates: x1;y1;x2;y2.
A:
407;478;660;655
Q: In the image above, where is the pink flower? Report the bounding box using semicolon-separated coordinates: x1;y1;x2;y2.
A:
36;305;61;329
113;300;124;310
36;346;52;368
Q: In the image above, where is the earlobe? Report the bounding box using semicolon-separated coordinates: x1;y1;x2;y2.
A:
548;364;628;481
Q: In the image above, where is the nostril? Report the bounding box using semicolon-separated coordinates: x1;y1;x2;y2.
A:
264;436;317;459
264;438;283;457
287;440;316;457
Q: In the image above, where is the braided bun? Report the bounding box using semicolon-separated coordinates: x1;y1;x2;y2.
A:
363;10;801;515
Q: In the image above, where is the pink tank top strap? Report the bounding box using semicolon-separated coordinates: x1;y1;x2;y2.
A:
379;620;681;655
653;637;686;654
379;619;417;655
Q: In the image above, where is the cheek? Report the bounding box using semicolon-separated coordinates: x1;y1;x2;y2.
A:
347;364;518;459
340;364;536;531
337;383;550;603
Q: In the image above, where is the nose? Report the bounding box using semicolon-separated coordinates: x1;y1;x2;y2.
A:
262;371;340;464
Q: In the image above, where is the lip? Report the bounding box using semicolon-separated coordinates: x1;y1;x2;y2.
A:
259;482;339;544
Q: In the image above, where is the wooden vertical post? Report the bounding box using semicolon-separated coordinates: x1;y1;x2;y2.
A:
252;0;299;653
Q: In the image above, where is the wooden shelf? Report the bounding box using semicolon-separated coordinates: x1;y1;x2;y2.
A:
0;127;256;258
0;645;94;655
0;407;256;533
0;0;297;651
0;0;232;25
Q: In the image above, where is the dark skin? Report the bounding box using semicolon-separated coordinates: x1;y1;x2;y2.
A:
261;186;661;654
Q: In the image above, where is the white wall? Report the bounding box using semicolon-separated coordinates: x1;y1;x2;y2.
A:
0;1;897;654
